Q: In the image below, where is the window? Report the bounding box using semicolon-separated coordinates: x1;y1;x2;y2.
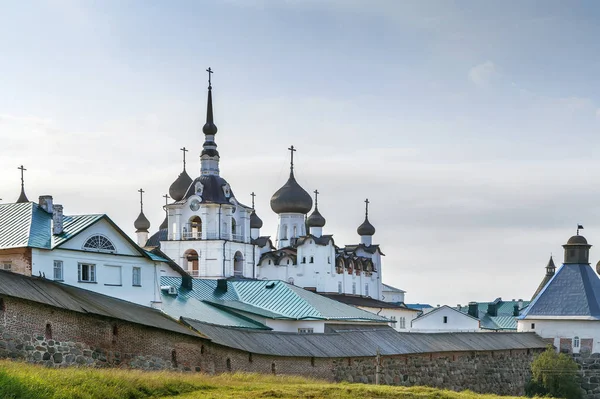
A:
298;328;314;334
282;225;288;239
1;262;11;271
399;317;406;329
443;316;448;324
389;315;396;328
302;257;306;263
293;225;297;238
104;265;122;286
53;260;63;281
531;323;535;329
309;256;314;263
78;263;96;282
231;219;236;235
83;235;116;252
573;336;580;348
327;256;330;264
132;267;141;286
365;284;369;297
338;281;342;294
352;282;356;295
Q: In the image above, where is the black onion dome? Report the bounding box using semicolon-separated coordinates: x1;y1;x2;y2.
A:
270;172;313;214
357;217;376;236
169;170;193;201
183;174;235;204
567;235;588;245
134;211;151;232
250;210;263;229
307;207;326;227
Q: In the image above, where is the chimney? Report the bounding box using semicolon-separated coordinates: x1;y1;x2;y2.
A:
52;204;63;235
215;279;228;293
518;299;523;309
513;304;520;317
468;302;478;318
39;195;53;213
457;304;462;311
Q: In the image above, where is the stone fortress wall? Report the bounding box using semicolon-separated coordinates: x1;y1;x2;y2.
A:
0;294;545;396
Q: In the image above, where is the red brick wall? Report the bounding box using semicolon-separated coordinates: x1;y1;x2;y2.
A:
0;248;32;276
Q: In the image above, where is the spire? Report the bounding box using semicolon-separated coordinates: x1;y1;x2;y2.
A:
250;192;263;229
201;67;220;176
307;189;326;228
134;188;150;232
357;198;376;237
16;165;29;203
546;255;556;276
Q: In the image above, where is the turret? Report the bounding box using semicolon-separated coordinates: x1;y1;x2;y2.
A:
563;226;591;264
357;198;376;246
306;189;326;237
134;188;150;246
270;145;312;248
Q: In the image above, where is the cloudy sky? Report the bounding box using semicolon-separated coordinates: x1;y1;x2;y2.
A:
2;0;600;305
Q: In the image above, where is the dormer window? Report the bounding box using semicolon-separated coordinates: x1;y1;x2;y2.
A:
83;235;116;253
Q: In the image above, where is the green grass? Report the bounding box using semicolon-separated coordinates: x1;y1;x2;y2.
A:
0;360;524;399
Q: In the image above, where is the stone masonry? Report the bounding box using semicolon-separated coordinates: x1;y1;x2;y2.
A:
574;353;600;399
0;294;541;396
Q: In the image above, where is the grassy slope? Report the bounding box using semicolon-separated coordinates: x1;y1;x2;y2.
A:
0;360;523;399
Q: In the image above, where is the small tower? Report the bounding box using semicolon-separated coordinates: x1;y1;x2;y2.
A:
531;255;557;300
357;198;376;246
249;192;263;240
307;189;326;237
169;147;193;201
134;188;151;246
270;145;313;248
200;67;220;176
563;226;591;264
16;165;29;203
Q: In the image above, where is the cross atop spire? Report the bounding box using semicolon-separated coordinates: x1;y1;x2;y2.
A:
16;165;29;203
180;147;188;170
288;145;296;171
206;67;213;88
251;192;256;209
138;188;145;211
364;198;370;218
314;189;319;207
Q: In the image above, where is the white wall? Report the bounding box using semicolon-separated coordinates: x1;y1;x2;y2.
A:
411;306;480;332
358;306;418;332
518;319;600;354
382;289;405;303
266;319;325;333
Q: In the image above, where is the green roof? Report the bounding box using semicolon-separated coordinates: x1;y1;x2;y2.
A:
455;298;530;331
160;277;390;329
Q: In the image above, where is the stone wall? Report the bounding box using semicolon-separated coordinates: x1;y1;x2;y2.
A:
0;294;540;396
333;349;538;396
574;353;600;399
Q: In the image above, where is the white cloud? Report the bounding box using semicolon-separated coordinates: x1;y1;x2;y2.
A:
468;61;498;87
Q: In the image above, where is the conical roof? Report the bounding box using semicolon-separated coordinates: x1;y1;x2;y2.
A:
307;206;326;227
357;217;376;236
250;210;263;229
169;170;193;201
270;171;313;214
134;211;151;232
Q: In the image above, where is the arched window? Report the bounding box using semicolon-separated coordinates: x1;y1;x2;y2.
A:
231;218;237;236
83;235;115;252
234;251;244;277
188;216;202;240
573;336;580;348
310;256;314;263
184;249;199;277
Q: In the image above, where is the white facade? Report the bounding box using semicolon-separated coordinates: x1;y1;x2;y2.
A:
381;284;406;303
411;305;481;332
357;306;418;332
33;218;180;308
517;319;600;354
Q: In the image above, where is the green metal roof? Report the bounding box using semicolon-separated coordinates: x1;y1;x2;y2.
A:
455;298;530;331
160;277;389;327
0;202;104;250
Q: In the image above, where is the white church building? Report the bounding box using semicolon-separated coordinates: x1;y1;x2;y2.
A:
140;69;412;325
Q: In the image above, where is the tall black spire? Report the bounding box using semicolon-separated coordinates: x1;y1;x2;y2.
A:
201;67;220;175
16;165;29;203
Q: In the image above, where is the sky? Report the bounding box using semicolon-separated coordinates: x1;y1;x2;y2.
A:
2;0;600;306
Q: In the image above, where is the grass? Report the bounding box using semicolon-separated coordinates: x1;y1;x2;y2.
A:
0;360;525;399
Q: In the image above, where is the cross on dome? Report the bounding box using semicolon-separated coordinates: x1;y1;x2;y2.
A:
251;192;256;209
288;145;296;170
180;147;188;170
16;165;29;203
